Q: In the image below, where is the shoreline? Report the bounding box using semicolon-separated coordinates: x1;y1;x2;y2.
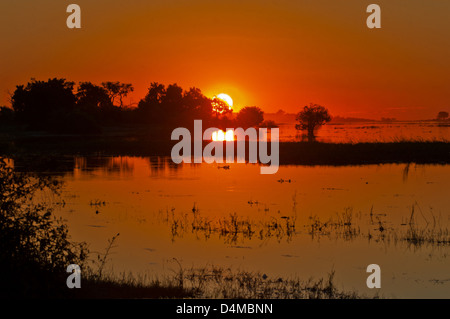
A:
1;132;449;166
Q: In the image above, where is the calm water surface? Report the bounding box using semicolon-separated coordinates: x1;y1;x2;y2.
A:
278;121;450;142
30;155;450;298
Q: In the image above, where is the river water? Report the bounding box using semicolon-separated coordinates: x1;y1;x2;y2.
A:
31;155;450;298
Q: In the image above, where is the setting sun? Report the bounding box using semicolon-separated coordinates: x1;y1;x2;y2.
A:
216;93;233;108
212;93;234;115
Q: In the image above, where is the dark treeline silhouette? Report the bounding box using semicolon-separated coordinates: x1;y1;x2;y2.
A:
5;78;268;135
136;82;215;128
10;78;135;133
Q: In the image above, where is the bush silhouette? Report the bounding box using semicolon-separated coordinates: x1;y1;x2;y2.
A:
236;106;264;128
76;82;112;121
0;158;88;298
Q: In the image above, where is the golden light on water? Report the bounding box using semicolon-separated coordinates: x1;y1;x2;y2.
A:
212;129;235;141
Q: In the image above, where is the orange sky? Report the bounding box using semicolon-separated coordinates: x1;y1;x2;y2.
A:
1;0;449;120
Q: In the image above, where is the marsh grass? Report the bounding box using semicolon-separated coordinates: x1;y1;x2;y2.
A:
161;263;362;299
79;257;364;299
402;205;450;246
160;206;297;244
71;269;194;299
69;241;365;299
306;205;450;248
67;264;365;299
160;203;449;249
404;226;450;246
306;208;361;241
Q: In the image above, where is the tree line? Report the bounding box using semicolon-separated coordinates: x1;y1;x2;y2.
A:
0;78;275;134
1;78;347;141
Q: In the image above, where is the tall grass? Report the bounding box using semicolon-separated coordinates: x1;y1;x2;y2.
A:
403;204;450;246
160;203;449;249
160;206;297;244
178;265;361;299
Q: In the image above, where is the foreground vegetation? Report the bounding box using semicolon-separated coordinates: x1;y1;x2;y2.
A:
72;265;362;299
0;158;88;298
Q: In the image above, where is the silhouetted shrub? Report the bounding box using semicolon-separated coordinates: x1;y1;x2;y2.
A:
0;158;88;298
236;106;264;128
259;120;278;128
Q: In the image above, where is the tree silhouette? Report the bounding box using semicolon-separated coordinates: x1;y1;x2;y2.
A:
212;97;232;118
7;78;243;134
101;82;134;108
11;78;76;129
183;87;213;120
76;82;112;114
10;78;105;133
137;82;165;118
437;111;449;121
138;83;214;126
137;82;170;123
236;106;264;128
295;103;331;141
140;82;165;106
162;84;184;113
